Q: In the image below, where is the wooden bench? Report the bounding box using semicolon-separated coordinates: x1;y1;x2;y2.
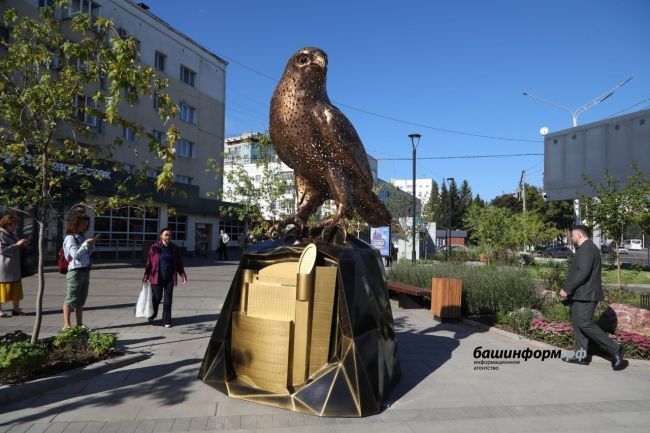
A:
386;281;430;309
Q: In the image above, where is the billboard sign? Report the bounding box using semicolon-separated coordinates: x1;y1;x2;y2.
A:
544;109;650;201
370;226;391;257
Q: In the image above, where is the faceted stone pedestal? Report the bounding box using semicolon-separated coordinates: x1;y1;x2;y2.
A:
198;237;400;417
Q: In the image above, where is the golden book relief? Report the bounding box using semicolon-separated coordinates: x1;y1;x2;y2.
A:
231;244;338;391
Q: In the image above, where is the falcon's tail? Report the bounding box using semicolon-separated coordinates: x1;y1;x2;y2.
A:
357;190;392;227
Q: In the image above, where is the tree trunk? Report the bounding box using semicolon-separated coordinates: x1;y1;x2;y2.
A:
31;218;46;344
615;242;622;290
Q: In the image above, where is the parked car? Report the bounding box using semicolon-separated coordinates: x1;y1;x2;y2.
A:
624;239;643;251
618;246;629;255
541;246;573;259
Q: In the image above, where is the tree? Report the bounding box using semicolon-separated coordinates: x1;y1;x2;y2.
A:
581;166;647;289
490;192;520;213
0;2;178;342
464;204;516;260
458;180;473;225
464;204;558;261
209;133;289;239
422;180;440;224
627;165;650;255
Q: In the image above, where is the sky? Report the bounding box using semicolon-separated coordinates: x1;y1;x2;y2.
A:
147;0;650;201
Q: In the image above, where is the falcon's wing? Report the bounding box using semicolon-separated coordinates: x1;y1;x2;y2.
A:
310;101;374;183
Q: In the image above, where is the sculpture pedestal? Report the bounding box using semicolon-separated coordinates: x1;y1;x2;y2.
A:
198;237;400;417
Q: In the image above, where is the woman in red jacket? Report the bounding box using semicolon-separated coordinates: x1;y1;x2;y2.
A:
143;227;187;327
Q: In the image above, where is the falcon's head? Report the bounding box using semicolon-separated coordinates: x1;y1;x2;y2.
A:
284;47;328;89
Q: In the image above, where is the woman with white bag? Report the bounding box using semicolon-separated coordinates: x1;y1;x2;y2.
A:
143;227;187;328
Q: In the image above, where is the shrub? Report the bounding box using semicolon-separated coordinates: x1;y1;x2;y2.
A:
389;261;540;316
541;303;572;324
0;341;48;379
614;331;650;359
88;332;118;356
530;318;575;348
539;261;568;293
53;326;91;357
497;308;536;336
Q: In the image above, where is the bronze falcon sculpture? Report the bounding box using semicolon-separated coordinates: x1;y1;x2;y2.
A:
269;47;392;238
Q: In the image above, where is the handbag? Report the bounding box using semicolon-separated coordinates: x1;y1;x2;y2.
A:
135;282;154;318
20;248;38;278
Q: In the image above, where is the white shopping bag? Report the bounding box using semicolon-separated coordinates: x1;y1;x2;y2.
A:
135;282;153;318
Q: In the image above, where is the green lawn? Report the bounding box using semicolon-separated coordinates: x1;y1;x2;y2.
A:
601;268;650;285
530;261;650;285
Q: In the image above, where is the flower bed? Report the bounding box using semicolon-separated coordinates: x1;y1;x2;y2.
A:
529;318;650;360
0;328;121;385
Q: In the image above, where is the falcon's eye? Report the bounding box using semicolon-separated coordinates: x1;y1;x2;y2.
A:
298;55;309;64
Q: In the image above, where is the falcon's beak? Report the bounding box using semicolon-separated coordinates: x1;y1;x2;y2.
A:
314;53;327;69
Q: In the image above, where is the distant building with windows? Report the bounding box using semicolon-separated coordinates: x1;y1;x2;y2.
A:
4;0;241;257
390;178;435;205
224;132;381;222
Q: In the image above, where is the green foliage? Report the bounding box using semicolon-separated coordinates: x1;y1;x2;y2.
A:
464;204;559;259
0;341;48;379
541;303;572;324
88;332;118;356
497;308;536;336
539;260;568;293
582;165;650;289
53;326;90;355
389;261;540;316
0;3;179;342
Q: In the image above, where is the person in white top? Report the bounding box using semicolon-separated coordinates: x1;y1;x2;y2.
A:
62;213;98;329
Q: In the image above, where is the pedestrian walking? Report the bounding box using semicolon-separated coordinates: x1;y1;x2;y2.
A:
0;214;30;317
560;224;627;370
143;227;187;328
62;212;98;329
218;228;230;260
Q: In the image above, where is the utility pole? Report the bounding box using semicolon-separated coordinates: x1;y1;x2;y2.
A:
519;170;526;214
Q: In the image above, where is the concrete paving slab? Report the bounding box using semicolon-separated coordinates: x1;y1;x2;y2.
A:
3;260;650;433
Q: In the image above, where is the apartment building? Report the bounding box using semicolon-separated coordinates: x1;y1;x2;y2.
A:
6;0;234;256
224;132;382;224
390;178;435;204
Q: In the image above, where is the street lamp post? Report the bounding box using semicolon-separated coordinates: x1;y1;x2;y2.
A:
522;77;633;224
409;133;421;264
522;77;632;127
446;177;454;261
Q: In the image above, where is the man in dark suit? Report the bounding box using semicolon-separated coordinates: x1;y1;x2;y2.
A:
560;225;627;370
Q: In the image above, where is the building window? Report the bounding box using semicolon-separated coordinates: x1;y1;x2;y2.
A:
180;65;196;87
93;206;159;245
179;103;196;123
70;0;100;18
123;126;135;141
167;214;187;242
175;174;192;184
155;51;166;72
220;220;245;243
176;139;194;158
152;129;164;144
38;0;55;7
145;167;160;179
73;95;97;127
153;92;160;110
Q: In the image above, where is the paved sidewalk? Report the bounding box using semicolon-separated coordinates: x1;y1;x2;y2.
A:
1;258;650;432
